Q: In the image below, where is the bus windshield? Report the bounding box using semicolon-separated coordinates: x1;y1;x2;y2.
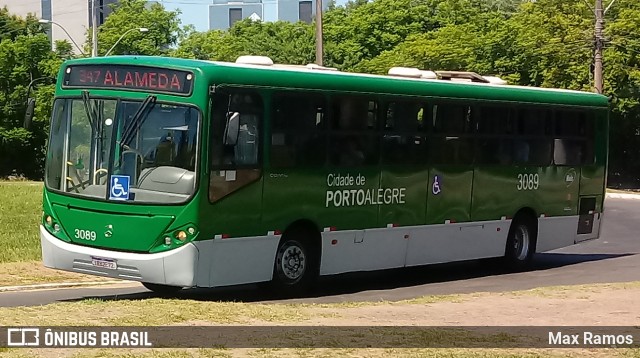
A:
45;96;199;204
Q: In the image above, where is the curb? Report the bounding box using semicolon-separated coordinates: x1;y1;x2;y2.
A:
606;192;640;200
0;280;131;293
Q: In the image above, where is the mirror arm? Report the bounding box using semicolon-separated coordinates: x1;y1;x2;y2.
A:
23;76;54;129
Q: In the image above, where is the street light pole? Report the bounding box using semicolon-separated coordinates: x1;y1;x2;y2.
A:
594;0;604;94
38;19;87;56
593;0;617;94
315;0;323;65
104;28;149;56
92;0;98;57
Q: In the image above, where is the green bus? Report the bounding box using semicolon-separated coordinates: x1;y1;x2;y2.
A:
37;55;609;294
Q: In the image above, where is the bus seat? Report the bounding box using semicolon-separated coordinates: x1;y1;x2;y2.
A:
155;134;175;166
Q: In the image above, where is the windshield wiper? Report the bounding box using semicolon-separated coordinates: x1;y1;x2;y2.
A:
81;91;105;181
120;95;157;149
81;91;98;133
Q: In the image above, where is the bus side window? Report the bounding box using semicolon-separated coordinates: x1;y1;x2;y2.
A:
515;108;552;166
475;106;513;165
329;96;379;167
382;100;428;165
430;103;474;165
554;110;590;166
209;91;263;202
270;92;326;168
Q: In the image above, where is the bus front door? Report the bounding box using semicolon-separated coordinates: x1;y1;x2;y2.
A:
405;166;476;266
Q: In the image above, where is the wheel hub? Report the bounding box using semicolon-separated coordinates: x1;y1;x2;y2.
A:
281;245;306;280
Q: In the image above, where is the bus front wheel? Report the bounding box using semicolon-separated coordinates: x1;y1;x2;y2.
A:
504;216;537;270
142;282;182;295
272;237;315;293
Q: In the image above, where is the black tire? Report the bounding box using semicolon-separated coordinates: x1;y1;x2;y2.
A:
504;216;537;270
142;282;182;295
272;235;317;293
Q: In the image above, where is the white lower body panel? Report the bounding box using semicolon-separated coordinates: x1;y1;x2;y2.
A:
196;235;280;287
536;215;580;252
42;214;591;288
40;225;198;287
320;220;511;276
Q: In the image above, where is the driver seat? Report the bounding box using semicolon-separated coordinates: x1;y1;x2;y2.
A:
154;133;175;166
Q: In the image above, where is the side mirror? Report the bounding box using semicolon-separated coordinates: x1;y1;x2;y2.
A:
224;112;240;146
24;97;36;129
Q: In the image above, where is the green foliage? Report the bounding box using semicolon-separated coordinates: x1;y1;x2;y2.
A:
0;8;69;178
174;20;315;65
600;0;640;185
92;0;184;56
323;0;441;70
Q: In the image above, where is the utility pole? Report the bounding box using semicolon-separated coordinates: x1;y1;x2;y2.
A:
594;0;604;93
91;0;98;57
315;0;323;66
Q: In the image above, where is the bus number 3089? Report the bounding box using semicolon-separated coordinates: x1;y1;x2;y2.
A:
74;229;97;241
517;173;539;191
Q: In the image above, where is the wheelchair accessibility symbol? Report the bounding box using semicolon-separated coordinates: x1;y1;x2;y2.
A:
432;175;442;195
109;175;130;201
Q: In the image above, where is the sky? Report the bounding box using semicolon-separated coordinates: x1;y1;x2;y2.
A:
157;0;347;32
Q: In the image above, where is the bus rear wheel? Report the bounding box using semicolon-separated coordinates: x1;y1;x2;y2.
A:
504;216;537;270
142;282;182;295
272;237;316;293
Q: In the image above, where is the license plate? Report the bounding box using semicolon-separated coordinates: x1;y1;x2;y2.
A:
91;256;117;270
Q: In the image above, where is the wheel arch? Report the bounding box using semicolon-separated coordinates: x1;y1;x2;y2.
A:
278;218;322;273
513;207;538;227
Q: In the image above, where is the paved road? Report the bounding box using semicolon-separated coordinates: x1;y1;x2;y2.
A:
1;196;638;307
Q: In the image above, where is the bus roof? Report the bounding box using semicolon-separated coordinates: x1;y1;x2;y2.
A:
61;55;609;108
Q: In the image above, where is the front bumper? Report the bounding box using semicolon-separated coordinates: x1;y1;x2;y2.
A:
40;225;198;287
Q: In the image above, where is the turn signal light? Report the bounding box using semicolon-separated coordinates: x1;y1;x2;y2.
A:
175;231;188;242
45;216;53;226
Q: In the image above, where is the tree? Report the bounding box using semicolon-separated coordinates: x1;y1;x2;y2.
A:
173;20;315;65
91;0;185;56
599;0;640;186
322;0;441;70
0;8;70;178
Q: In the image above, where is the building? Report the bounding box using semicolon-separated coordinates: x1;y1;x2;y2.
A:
0;0;118;54
209;0;329;31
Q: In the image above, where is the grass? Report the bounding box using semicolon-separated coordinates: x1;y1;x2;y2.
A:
0;283;638;357
504;281;640;299
0;298;310;326
0;346;633;358
0;181;43;263
0;348;596;358
0;181;106;287
0;181;120;286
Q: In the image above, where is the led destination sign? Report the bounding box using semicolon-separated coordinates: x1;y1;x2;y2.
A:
63;65;194;95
